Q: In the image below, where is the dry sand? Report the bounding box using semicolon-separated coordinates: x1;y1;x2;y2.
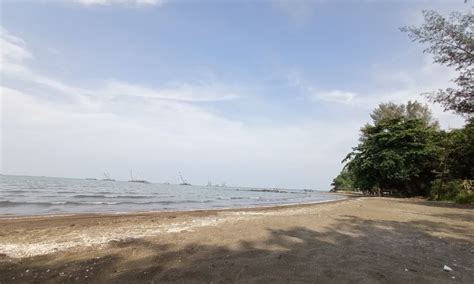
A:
0;197;473;283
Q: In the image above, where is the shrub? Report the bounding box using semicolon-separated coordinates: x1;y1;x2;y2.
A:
431;179;473;204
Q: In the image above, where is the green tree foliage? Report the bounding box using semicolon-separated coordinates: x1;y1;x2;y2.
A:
446;118;474;180
433;118;474;200
401;10;474;116
344;118;441;196
431;179;474;204
369;101;439;128
334;102;473;202
330;168;354;192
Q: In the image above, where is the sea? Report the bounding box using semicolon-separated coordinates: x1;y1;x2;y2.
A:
0;175;344;216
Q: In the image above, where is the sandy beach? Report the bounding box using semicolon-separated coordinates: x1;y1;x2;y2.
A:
0;196;473;283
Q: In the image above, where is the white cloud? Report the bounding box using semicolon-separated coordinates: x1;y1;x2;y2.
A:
0;27;32;64
310;90;356;104
0;27;238;105
288;55;464;129
287;71;357;104
100;81;239;102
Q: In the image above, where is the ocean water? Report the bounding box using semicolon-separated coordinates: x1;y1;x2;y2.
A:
0;175;343;216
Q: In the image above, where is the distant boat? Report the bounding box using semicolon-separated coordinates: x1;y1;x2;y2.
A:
85;178;97;180
128;170;149;183
102;172;115;181
178;172;191;186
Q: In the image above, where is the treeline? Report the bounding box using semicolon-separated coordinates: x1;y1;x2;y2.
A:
331;101;473;203
331;9;473;203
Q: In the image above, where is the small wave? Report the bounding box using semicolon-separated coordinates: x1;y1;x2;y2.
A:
0;200;212;208
0;200;118;207
160;200;212;204
109;195;152;199
3;190;36;194
2;194;27;197
75;200;212;206
73;194;152;199
217;197;245;200
67;201;119;205
0;201;53;207
247;189;289;193
73;194;107;198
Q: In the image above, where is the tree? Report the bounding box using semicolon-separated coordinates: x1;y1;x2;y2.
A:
333;101;472;202
446;118;474;180
401;10;473;116
369;101;438;127
330;168;355;192
344;118;441;196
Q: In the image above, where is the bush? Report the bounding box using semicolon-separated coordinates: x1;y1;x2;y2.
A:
455;191;474;204
430;179;473;204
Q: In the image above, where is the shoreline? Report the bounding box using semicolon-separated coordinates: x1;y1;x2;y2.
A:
0;194;347;220
0;196;353;259
1;197;473;283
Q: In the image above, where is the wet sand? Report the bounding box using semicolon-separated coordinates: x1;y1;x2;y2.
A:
0;197;473;283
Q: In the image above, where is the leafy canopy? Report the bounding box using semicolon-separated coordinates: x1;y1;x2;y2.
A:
330;168;354;192
369;100;439;128
445;118;474;180
340;102;441;195
344;117;441;195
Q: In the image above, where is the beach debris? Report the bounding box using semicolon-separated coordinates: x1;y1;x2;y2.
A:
443;265;453;272
25;269;30;273
404;268;408;272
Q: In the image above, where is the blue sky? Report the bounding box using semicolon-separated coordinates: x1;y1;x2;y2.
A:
0;0;470;188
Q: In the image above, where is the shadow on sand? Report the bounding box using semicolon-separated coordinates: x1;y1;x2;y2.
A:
0;214;473;283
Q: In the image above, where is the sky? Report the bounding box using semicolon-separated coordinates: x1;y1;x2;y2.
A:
0;0;471;189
